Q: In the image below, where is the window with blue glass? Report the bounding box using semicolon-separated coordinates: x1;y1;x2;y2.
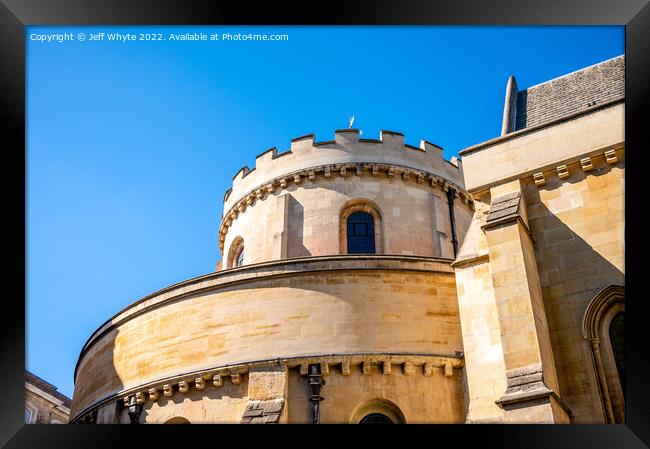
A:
347;211;375;254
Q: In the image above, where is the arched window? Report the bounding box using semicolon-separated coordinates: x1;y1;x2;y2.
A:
359;413;393;424
347;211;375;254
339;199;383;255
164;416;190;424
236;246;245;267
350;398;405;424
582;285;625;423
609;312;625;398
226;236;245;269
25;407;34;424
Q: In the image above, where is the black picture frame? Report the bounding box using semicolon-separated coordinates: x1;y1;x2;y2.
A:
2;0;649;447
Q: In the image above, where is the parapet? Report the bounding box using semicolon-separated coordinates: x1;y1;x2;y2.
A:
222;129;465;214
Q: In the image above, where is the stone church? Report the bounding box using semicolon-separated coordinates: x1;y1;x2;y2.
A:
70;55;624;424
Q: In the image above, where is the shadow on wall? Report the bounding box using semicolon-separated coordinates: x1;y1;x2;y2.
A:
287;194;311;258
524;165;624;422
71;320;248;424
525;165;624;296
71;327;123;423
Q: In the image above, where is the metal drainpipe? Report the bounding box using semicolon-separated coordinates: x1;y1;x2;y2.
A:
307;364;325;424
446;188;459;258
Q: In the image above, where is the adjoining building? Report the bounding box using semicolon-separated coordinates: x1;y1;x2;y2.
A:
69;55;624;424
25;370;71;424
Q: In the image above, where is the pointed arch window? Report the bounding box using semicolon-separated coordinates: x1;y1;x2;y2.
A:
608;312;625;398
582;285;625;423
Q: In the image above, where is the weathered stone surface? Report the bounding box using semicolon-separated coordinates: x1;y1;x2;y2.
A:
240;399;285;424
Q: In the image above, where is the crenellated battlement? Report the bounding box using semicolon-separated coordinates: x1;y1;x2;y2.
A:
223;129;464;211
217;130;472;255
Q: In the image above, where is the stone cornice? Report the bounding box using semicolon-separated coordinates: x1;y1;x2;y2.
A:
70;351;464;423
528;147;624;189
25;383;71;414
469;146;624;196
74;255;455;384
217;162;473;253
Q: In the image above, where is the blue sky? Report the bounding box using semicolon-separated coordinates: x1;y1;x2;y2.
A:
26;26;623;398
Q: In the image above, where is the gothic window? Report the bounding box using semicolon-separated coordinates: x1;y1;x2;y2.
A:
609;312;625;398
582;285;625;423
347;211;375;254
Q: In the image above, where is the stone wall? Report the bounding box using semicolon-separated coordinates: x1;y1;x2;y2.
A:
456;95;624;423
526;151;624;422
25;389;70;424
71;256;464;422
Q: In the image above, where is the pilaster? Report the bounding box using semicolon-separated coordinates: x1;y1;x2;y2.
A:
241;364;289;424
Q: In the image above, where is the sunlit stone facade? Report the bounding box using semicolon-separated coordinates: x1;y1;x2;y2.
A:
71;55;624;424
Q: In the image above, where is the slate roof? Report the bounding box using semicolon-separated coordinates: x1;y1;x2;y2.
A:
25;370;72;409
515;55;624;131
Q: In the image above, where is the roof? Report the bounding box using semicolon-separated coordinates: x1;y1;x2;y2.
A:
25;370;72;409
514;55;624;131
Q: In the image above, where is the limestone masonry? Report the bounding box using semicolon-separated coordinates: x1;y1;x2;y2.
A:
70;55;625;424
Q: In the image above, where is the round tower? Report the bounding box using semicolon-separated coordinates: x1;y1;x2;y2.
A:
71;129;474;424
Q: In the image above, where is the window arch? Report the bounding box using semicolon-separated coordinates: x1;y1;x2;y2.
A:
581;284;625;423
164;416;190;424
359;413;394;424
350;398;405;424
226;236;245;269
339;199;383;255
25;405;36;424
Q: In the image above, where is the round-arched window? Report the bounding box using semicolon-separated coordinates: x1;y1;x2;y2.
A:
226;236;245;269
347;211;375;254
350;398;405;424
164;416;190;424
359;413;393;424
236;246;245;267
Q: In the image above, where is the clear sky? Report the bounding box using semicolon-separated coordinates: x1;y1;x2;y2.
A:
26;25;623;398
